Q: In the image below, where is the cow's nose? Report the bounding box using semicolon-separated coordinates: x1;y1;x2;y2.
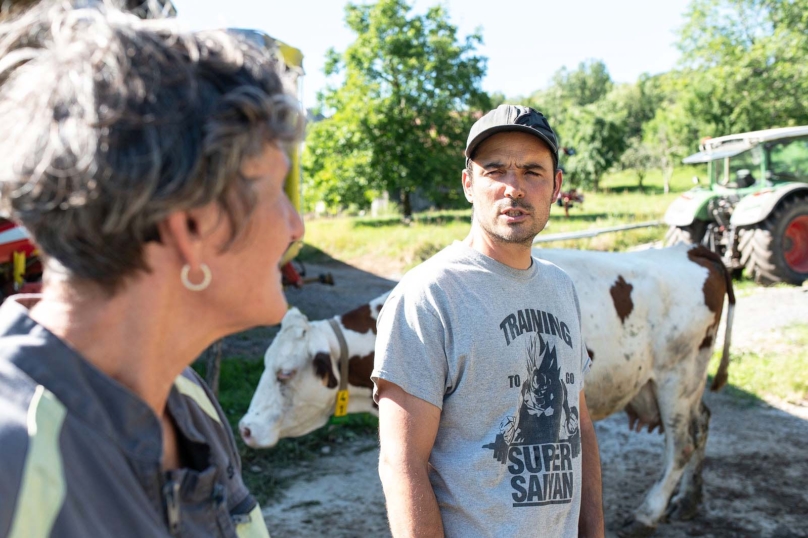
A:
240;424;252;440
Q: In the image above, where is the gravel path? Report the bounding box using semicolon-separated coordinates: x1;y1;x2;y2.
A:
261;388;808;538
718;285;808;351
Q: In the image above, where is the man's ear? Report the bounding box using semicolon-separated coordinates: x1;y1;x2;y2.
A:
552;169;564;201
462;168;473;203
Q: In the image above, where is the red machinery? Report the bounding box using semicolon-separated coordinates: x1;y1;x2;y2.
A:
281;260;334;288
0;219;42;300
555;188;585;218
0;217;331;300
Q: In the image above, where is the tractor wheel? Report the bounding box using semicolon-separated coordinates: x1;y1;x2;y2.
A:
739;195;808;285
665;220;707;247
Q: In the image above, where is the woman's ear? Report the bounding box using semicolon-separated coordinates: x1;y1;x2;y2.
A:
157;211;203;268
157;203;225;268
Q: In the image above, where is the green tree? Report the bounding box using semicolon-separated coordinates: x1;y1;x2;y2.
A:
528;59;614;129
675;0;808;135
562;102;627;191
552;59;613;107
525;60;628;190
606;75;667;141
619;138;658;192
642;100;692;193
633;0;808;185
303;0;489;217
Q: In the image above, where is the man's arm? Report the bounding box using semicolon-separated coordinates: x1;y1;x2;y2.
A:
579;392;605;538
377;378;444;538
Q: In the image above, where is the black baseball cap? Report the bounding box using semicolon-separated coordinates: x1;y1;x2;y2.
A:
465;105;558;166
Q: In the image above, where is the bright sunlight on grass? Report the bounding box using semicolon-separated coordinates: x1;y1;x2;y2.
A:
708;323;808;405
299;165;703;271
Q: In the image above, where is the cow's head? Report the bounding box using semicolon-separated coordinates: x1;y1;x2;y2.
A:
239;307;339;448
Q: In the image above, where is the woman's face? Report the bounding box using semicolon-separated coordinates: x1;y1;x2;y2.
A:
207;142;304;330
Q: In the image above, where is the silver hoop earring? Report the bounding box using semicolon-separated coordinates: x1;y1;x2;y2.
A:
181;264;212;292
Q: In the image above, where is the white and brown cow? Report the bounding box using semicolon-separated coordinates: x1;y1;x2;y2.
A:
240;243;735;537
537;244;734;537
239;293;388;448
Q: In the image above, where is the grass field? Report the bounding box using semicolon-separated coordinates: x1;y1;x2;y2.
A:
299;165;701;271
708;323;808;406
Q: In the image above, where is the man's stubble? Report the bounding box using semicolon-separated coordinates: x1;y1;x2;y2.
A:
474;198;552;248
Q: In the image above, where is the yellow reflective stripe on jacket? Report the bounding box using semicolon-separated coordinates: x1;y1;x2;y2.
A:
8;385;67;538
174;375;221;424
236;504;271;538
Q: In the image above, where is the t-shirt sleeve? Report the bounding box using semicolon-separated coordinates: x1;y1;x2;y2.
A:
372;288;448;410
580;334;592;379
571;281;592;383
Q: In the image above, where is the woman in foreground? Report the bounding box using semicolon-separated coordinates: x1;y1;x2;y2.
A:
0;2;303;537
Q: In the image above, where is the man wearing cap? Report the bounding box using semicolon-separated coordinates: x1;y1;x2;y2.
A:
372;105;604;537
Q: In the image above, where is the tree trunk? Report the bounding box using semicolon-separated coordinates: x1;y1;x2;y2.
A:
663;166;672;194
400;189;413;219
637;171;645;193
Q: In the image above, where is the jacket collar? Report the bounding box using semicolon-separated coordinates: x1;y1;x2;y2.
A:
0;297;207;463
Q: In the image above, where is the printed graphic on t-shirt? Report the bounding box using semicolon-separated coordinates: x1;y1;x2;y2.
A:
483;310;581;508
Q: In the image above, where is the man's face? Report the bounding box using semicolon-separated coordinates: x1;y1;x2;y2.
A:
463;131;561;246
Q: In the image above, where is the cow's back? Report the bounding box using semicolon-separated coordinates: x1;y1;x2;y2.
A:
532;245;722;419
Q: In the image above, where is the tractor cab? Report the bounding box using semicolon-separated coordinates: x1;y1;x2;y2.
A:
682;126;808;188
664;126;808;285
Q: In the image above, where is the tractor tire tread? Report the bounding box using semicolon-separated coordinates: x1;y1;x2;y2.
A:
739;195;808;285
665;221;707;247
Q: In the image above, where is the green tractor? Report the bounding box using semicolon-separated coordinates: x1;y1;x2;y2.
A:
664;126;808;285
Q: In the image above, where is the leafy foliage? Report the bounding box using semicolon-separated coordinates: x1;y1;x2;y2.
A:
620;138;658;192
680;0;808;129
649;0;808;152
562;102;627;191
304;0;808;211
303;0;489;216
551;59;614;108
529;61;628;190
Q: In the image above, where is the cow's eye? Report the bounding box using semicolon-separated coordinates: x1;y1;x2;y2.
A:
277;369;297;382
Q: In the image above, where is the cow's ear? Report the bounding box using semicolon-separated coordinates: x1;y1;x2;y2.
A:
283;307;308;327
312;352;338;389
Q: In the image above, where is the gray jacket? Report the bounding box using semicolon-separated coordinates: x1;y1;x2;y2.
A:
0;298;270;538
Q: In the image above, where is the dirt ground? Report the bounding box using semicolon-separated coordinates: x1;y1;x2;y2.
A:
254;258;808;538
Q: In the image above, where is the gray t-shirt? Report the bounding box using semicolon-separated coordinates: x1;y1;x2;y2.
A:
372;242;591;538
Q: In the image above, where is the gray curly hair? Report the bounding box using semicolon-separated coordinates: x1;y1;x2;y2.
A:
0;1;304;291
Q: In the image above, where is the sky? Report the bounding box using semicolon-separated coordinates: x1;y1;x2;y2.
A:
171;0;694;108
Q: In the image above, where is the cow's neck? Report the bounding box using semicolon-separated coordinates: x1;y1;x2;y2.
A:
317;317;377;415
317;317;347;372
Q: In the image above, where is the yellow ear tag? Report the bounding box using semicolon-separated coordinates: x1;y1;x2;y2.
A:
335;390;350;417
